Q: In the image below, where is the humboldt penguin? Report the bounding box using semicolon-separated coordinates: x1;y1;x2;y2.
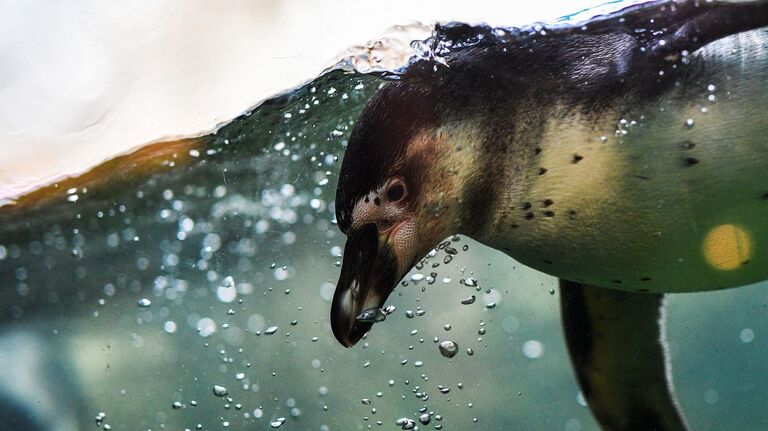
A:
330;1;768;429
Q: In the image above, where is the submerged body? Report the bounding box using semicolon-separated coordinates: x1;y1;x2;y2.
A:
490;28;768;292
331;2;768;430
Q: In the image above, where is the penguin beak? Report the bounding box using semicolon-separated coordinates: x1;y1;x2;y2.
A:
331;223;401;347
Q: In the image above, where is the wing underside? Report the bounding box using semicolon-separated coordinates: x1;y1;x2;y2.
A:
560;280;689;431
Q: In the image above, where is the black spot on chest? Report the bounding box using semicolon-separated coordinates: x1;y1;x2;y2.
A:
681;157;699;167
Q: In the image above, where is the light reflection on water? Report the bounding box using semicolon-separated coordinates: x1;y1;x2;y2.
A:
1;10;768;431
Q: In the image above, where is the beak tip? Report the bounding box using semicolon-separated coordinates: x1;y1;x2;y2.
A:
331;319;372;348
333;333;353;348
330;319;356;348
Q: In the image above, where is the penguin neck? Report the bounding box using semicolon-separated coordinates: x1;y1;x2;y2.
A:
421;92;564;246
410;123;482;245
447;108;544;245
410;61;553;243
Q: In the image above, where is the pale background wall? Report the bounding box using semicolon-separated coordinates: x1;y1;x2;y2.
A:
0;0;609;198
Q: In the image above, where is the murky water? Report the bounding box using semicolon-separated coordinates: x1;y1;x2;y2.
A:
1;4;768;430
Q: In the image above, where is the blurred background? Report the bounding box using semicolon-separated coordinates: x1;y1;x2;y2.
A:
0;1;766;430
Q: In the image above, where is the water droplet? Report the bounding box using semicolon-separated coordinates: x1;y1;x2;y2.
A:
461;295;476;305
265;326;278;335
395;417;416;430
217;276;237;303
685;118;695;128
522;340;544;358
197;317;216;337
164;321;177;333
356;308;386;323
137;298;152;308
419;413;431;425
439;340;458;358
463;277;478;287
212;385;228;397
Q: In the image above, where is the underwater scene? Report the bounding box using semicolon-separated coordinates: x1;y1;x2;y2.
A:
1;1;767;430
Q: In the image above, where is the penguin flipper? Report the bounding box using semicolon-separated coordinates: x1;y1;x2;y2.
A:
559;280;688;431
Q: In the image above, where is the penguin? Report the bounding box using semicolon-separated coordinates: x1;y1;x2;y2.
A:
329;1;768;430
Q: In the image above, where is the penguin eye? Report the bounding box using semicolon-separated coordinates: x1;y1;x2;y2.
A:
386;181;405;202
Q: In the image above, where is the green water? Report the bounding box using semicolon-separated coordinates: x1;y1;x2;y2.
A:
0;68;766;430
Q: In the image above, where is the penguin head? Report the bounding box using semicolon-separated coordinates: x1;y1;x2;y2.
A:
331;80;472;347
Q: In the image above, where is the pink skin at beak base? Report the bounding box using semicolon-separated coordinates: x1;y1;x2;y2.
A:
387;218;417;277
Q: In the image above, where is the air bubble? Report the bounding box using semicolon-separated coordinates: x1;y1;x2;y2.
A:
438;340;458;358
356;308;386;323
212;385;228;397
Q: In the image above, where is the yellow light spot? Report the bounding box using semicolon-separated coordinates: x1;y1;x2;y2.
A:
703;224;752;271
